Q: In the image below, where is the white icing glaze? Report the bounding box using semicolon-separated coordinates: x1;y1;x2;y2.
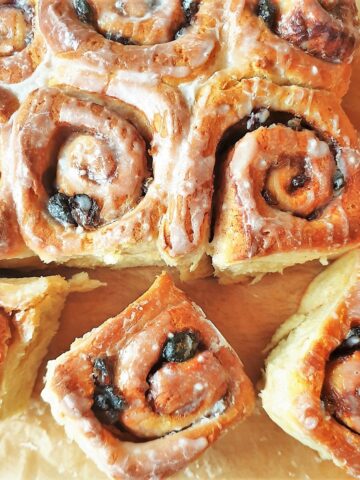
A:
40;274;251;480
0;51;53;102
0;0;359;275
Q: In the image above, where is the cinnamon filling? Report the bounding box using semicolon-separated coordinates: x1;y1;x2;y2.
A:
92;330;228;436
45;117;151;229
148;351;227;416
322;333;360;434
256;0;358;63
215;109;345;221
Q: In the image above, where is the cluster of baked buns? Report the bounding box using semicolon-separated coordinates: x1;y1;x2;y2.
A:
0;0;359;282
1;1;360;479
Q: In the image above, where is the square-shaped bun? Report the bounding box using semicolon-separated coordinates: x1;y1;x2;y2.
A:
42;272;255;480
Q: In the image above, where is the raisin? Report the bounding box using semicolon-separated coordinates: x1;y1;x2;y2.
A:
73;0;93;24
92;358;127;425
142;177;154;196
261;189;278;206
162;331;199;363
182;0;199;24
93;358;111;385
69;194;100;229
256;0;276;30
25;30;34;47
104;32;136;45
332;327;360;358
290;174;310;191
287;117;302;131
246;109;270;131
93;385;127;425
48;193;76;226
93;406;120;425
333;170;345;191
306;210;319;221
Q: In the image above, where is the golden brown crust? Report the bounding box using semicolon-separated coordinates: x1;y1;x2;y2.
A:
0;88;19;123
262;250;360;478
0;2;358;279
0;273;103;420
10;87;178;267
42;273;255;480
226;0;358;96
197;76;360;281
0;275;70;419
38;0;221;86
0;121;32;261
37;0;359;95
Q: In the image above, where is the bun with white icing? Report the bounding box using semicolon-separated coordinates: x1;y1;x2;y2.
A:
38;0;221;86
37;0;359;97
0;2;359;281
0;272;103;420
200;75;360;282
0;96;33;264
227;0;359;96
262;249;360;479
0;0;46;84
42;272;255;480
10;86;209;275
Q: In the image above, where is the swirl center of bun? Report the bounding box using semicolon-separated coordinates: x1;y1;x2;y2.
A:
229;125;336;220
58;133;117;185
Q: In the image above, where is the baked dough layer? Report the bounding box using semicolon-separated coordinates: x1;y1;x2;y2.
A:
262;249;360;478
0;272;103;419
205;76;360;282
42;272;255;480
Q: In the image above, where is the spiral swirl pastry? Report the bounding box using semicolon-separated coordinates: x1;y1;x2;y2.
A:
226;0;359;96
9;85;189;268
183;76;360;282
42;273;255;480
0;0;45;83
38;0;221;85
262;250;360;479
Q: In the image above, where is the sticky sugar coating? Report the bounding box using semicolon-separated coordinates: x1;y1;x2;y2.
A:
71;0;200;45
42;273;255;479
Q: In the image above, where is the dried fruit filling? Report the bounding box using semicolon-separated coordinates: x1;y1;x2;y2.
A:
162;331;200;363
48;192;100;229
92;357;127;425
